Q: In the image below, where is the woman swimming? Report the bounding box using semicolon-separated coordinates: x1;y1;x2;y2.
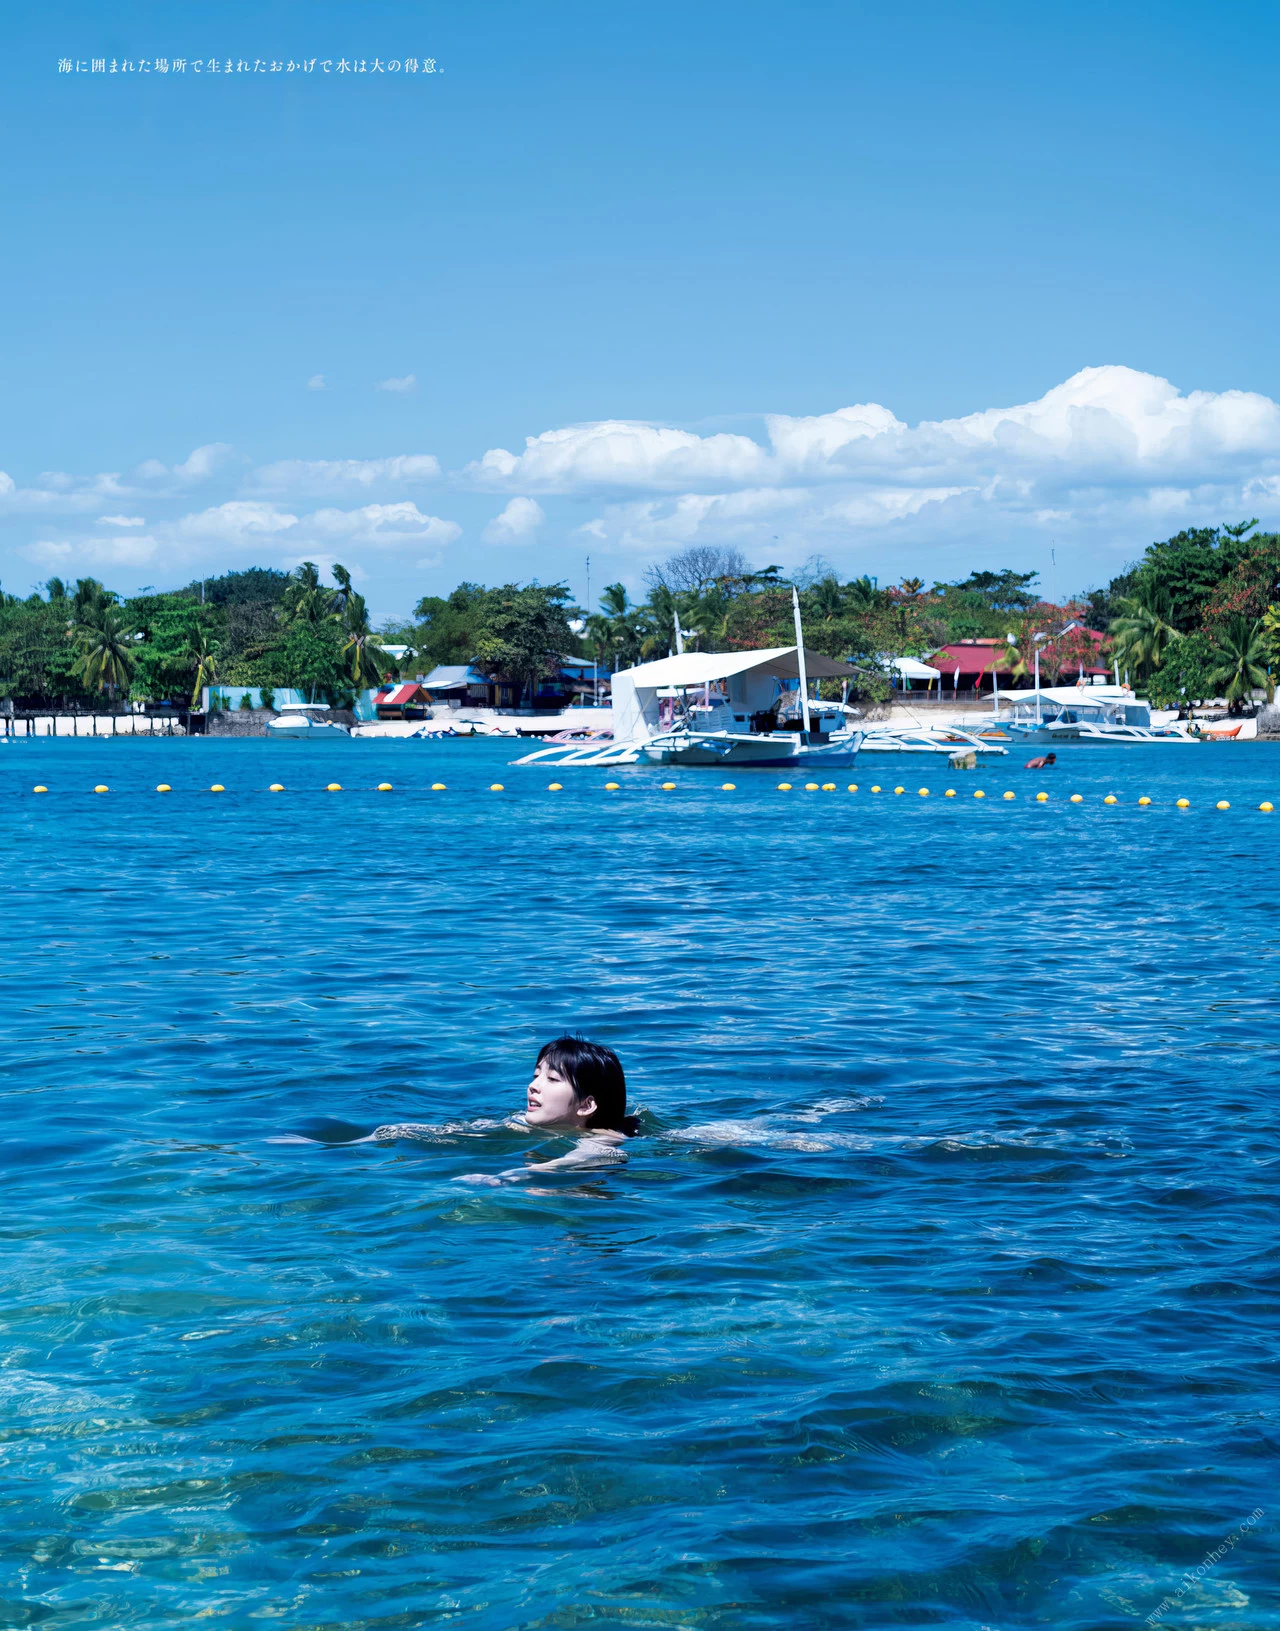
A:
373;1035;637;1182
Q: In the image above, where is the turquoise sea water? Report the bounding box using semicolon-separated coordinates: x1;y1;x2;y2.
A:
1;737;1277;1630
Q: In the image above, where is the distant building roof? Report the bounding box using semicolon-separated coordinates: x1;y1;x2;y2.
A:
376;682;430;708
420;665;491;691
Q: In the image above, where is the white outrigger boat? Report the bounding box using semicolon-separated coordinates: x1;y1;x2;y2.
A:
858;726;1008;757
515;591;861;771
995;685;1196;745
265;702;351;742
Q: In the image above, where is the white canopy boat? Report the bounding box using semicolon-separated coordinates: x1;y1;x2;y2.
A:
995;685;1195;745
516;593;861;770
265;702;351;741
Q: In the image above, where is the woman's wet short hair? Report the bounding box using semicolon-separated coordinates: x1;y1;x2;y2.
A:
536;1036;637;1135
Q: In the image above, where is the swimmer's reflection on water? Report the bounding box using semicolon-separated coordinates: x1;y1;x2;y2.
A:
374;1035;637;1185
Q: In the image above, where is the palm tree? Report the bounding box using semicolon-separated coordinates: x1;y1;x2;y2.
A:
341;593;391;689
188;629;221;707
1205;616;1274;712
331;563;355;613
282;561;332;625
72;606;136;699
1109;587;1175;681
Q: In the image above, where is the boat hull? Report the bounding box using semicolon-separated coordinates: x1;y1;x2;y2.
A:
639;730;860;768
265;719;351;741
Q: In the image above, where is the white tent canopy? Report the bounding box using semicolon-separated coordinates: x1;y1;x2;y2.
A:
612;647;856;744
889;656;942;681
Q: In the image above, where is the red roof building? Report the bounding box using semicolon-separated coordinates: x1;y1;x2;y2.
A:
926;632;1109;693
374;682;431;718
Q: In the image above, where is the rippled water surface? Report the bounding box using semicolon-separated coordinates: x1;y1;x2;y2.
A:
2;737;1278;1629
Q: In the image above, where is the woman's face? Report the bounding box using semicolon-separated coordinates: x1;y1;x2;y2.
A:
526;1060;595;1128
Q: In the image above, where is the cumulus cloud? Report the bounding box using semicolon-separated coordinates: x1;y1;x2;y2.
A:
476;367;1280;573
483;496;545;544
98;515;146;527
177;501;300;542
307;374;326;391
376;374;417;393
166;499;460;554
470;367;1280;497
307;502;461;549
251;453;441;494
20;535;162;569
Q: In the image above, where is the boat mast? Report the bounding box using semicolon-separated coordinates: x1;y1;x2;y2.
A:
791;586;812;738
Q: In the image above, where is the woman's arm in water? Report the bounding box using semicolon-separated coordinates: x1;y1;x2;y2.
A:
456;1132;628;1184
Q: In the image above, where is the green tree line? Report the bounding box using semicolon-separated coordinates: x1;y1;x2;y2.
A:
3;527;1276;710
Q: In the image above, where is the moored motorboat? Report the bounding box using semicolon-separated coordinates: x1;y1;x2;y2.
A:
265;703;351;741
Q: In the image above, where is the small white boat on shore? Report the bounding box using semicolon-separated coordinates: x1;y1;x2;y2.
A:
265;703;351;742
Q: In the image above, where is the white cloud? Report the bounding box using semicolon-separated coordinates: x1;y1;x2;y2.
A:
20;535;162;569
479;367;1280;576
467;420;769;493
307;374;326;391
98;514;146;527
176;501;300;542
483;496;545;544
470;367;1280;496
173;443;235;481
251;453;441;494
376;374;417;393
307;502;461;549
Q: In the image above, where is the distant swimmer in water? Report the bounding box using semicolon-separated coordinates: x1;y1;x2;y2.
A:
1024;751;1056;770
373;1035;637;1183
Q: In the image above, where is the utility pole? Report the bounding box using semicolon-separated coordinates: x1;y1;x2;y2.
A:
586;554;596;705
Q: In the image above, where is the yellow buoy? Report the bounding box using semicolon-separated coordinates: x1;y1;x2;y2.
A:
1176;798;1189;808
94;784;109;793
893;786;905;795
1261;802;1275;812
1138;796;1151;806
821;782;836;792
326;783;342;792
604;781;620;791
1216;800;1230;810
661;781;677;791
974;790;986;799
156;784;171;793
270;783;285;792
721;782;736;791
944;789;956;798
804;782;820;791
33;785;48;794
777;782;793;791
847;784;858;792
918;788;929;797
1103;795;1117;805
870;785;881;793
1070;793;1083;803
431;783;447;791
377;783;393;791
548;782;564;791
210;784;225;793
1035;791;1048;802
489;783;505;791
1002;791;1016;801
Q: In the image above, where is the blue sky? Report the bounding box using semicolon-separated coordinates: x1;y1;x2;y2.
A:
3;0;1280;617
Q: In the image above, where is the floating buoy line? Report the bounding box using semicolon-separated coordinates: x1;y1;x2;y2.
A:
13;782;1277;809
